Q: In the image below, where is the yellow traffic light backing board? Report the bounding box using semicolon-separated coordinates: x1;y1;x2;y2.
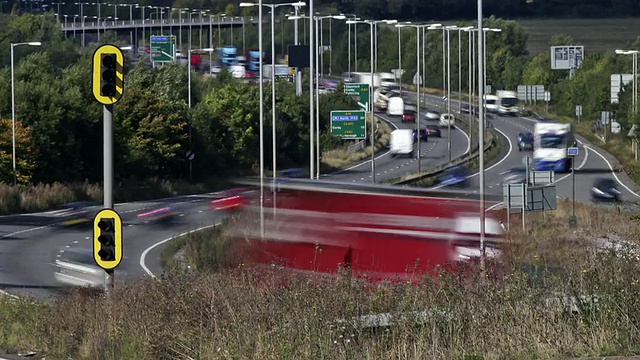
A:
93;208;123;270
92;44;124;105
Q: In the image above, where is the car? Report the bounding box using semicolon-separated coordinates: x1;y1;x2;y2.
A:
402;110;416;123
437;165;469;187
439;113;456;128
425;110;440;120
591;178;622;202
501;166;527;185
412;128;428;142
424;125;441;138
54;201;100;227
278;168;307;178
517;131;534;151
209;187;255;212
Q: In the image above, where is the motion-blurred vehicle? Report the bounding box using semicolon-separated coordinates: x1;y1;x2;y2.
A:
54;201;99;227
439;113;456;128
390;129;415;158
232;177;504;282
425;110;440;120
591;178;622;202
413;128;428;142
501;166;527;185
54;248;106;289
137;201;184;223
517;131;534;151
425;125;442;138
437;165;469;187
402;109;416;123
209;187;256;212
278;168;307;178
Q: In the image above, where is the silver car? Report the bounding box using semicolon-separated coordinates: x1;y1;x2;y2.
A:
501;166;527;185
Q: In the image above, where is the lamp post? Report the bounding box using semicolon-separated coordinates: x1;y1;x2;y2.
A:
463;27;476;145
341;14;358;79
477;1;486;269
444;25;457;163
187;47;214;181
11;41;42;186
347;19;396;183
458;27;473;113
396;23;441;174
240;1;306;182
615;49;639;114
482;27;501;134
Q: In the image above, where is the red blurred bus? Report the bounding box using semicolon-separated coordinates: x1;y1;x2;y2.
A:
231;178;504;281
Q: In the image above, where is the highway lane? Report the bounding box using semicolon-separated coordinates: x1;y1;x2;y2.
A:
0;196;218;299
405;89;640;206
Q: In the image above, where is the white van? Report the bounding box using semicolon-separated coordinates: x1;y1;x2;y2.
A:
440;113;456;128
484;94;499;113
387;96;404;116
390;129;414;158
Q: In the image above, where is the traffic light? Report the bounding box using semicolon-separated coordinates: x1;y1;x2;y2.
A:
92;44;124;105
93;209;123;270
100;53;117;97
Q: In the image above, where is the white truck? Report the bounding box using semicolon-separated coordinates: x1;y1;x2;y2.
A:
390;129;414;158
374;87;390;112
496;90;519;116
533;122;575;173
351;72;382;88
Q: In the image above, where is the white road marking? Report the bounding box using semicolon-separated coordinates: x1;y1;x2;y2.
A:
139;223;221;277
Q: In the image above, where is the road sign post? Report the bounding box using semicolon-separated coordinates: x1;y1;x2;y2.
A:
91;44;125;292
567;146;579;228
601;111;611;142
343;83;370;111
331;110;367;139
150;35;177;64
575;105;582;122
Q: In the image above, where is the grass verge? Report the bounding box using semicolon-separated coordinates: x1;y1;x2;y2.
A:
321;115;392;171
0;177;229;215
3;200;640;359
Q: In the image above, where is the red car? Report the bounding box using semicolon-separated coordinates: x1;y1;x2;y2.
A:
402;110;416;123
209;187;256;212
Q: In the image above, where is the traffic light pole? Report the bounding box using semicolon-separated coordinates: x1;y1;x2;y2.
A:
104;103;115;292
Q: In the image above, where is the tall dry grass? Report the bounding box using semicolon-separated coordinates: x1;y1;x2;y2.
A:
2;200;640;359
0;177;221;215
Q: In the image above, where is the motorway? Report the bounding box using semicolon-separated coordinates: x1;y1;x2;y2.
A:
2;88;640;300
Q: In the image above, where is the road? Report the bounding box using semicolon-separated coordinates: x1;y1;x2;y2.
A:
326;110;471;183
4;86;640;300
414;91;640;208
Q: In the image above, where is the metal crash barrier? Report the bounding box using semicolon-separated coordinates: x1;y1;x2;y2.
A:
54;259;104;288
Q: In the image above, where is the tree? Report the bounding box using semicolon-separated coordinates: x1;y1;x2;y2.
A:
0;119;37;183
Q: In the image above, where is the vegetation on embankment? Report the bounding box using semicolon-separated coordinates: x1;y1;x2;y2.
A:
3;200;640;359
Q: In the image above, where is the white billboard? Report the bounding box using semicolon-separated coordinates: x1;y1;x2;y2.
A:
551;46;584;70
611;73;634;104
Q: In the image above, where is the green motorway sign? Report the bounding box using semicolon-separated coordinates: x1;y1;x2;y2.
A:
331;110;367;139
343;83;370;111
150;35;176;63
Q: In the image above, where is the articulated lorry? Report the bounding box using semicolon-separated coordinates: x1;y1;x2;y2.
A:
533;121;575;172
496;90;519;116
219;46;238;66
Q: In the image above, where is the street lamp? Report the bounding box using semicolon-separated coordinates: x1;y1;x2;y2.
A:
444;25;458;163
373;19;398;73
482;27;501;134
187;47;214;182
457;26;473;114
11;41;42;186
341;14;358;79
463;27;476;145
396;23;440;174
347;19;395;183
615;49;639;114
240;1;306;182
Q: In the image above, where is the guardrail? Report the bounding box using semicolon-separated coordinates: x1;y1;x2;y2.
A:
53;260;104;288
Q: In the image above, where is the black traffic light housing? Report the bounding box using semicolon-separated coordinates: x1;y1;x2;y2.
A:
97;217;115;261
100;53;117;97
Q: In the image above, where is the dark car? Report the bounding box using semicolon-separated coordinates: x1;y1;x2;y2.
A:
501;166;527;185
517;131;534;151
437;165;469;187
412;128;428;142
425;125;442;138
402;110;416;123
591;178;622;202
278;168;307;178
54;201;99;227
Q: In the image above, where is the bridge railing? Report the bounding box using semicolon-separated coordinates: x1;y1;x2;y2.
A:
62;16;250;31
